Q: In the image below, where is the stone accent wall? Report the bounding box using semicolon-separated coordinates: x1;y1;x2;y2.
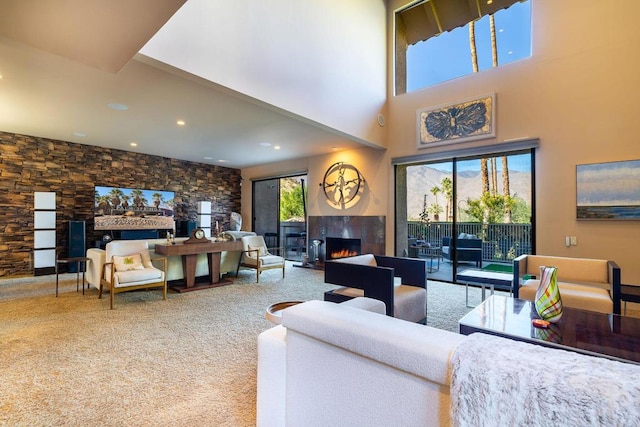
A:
0;131;241;278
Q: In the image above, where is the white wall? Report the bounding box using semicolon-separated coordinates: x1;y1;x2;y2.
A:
141;0;388;148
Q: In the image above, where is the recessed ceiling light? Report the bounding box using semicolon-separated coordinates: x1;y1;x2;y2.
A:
218;159;228;163
274;145;281;150
107;103;128;111
487;0;493;4
259;142;272;147
73;132;86;138
177;120;185;126
203;156;213;160
130;142;137;147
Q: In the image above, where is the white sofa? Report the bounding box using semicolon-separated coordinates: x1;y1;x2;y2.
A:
258;298;463;426
257;298;640;427
86;231;254;290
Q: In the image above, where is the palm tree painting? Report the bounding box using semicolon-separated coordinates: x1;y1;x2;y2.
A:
95;194;111;215
93;186;175;230
152;193;165;209
109;188;124;213
131;189;145;208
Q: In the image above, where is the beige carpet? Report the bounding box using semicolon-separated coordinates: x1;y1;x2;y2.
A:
1;266;636;426
0;264;336;426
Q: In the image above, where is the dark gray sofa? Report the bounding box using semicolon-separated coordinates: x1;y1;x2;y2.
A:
442;236;482;267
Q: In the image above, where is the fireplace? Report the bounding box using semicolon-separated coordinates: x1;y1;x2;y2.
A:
308;215;385;263
293;215;384;269
326;237;361;260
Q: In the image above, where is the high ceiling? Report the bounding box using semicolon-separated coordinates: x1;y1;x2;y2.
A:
0;0;366;169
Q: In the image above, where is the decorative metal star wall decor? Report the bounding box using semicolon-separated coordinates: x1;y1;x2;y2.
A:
320;162;364;208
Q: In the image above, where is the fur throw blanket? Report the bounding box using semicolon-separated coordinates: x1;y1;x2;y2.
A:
450;333;640;427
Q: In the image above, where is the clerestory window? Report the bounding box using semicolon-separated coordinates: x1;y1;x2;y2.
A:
395;0;532;94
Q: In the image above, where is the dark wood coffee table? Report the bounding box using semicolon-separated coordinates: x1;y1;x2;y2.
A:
459;295;640;364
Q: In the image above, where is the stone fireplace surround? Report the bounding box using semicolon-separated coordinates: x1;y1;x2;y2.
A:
307;216;385;264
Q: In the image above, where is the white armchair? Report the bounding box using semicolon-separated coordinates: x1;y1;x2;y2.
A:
100;240;167;309
236;235;285;283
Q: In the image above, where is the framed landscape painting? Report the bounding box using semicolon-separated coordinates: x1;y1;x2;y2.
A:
93;185;175;230
576;159;640;220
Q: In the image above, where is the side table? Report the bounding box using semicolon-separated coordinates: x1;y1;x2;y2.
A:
409;245;441;273
265;301;304;324
55;256;90;297
422;246;441;273
456;268;513;308
621;284;640;315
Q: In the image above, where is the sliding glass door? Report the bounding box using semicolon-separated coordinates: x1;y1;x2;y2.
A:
252;175;308;261
396;148;535;283
253;179;280;238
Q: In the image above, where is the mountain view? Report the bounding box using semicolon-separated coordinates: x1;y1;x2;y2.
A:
406;165;532;221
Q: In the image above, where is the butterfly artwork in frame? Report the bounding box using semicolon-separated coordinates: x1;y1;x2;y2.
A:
417;94;496;148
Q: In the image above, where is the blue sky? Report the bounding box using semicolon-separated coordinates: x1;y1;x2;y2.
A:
407;1;531;91
95;186;175;206
426;153;531;173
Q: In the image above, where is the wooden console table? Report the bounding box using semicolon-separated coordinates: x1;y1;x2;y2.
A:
154;240;243;292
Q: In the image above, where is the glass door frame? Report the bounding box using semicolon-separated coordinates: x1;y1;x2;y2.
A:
251;173;308;261
252;178;280;245
394;143;537;284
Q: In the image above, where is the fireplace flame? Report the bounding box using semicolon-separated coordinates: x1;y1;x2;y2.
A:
331;249;359;259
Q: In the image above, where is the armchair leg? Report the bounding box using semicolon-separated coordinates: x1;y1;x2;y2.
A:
256;267;260;283
110;286;114;310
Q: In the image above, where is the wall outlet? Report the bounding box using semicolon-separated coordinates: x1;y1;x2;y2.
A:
570;236;577;246
565;236;571;247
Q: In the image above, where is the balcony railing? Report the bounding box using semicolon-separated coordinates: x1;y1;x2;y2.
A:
408;221;532;263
